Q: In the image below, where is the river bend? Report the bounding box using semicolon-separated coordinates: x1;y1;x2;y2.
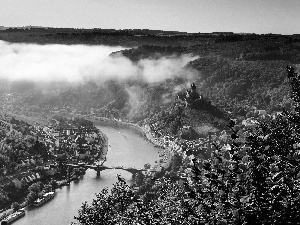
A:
14;125;161;225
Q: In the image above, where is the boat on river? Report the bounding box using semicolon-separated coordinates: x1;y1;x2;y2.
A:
33;192;55;207
1;208;25;224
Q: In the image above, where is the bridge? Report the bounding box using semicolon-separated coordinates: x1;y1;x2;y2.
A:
66;162;156;179
66;160;109;177
110;166;150;178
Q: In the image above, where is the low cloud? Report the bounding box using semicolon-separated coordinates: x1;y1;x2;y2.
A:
0;41;198;85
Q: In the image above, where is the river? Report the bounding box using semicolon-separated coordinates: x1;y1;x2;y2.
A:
14;125;162;225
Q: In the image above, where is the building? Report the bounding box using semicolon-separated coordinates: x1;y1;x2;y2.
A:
44;165;58;176
177;83;202;107
242;118;259;127
11;172;41;189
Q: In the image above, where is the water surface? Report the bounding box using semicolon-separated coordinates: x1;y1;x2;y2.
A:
14;125;161;225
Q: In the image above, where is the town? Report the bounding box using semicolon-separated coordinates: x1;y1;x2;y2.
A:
0;113;109;219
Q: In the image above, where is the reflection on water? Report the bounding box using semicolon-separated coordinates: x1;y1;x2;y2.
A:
14;125;161;225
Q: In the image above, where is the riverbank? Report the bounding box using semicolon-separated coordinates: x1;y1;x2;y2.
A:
88;117;145;136
87;117;180;170
0;115;108;219
11;124;164;225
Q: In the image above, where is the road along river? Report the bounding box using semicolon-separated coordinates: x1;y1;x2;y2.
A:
14;124;163;225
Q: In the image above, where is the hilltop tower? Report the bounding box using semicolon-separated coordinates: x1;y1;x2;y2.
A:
190;83;199;99
187;83;200;101
191;82;196;90
176;82;202;108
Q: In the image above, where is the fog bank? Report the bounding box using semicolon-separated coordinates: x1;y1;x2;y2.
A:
0;41;198;85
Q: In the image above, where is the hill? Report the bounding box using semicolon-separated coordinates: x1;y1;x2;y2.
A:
149;83;228;139
1;29;300;133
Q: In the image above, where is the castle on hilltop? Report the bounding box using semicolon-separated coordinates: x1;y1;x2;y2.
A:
177;83;202;107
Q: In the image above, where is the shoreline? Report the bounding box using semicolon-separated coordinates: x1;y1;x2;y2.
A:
0;115;107;218
0;115;177;222
87;117;176;170
88;117;145;136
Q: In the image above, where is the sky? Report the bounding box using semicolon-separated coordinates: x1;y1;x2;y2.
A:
0;0;300;35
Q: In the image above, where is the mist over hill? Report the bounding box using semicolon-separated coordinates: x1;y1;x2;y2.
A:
1;29;300;138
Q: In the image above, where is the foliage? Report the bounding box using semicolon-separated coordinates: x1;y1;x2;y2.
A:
113;45;189;62
50;179;57;190
11;202;20;211
134;172;145;187
188;56;290;115
25;182;43;205
43;184;53;193
73;66;300;224
73;175;136;225
26;191;38;205
169;152;183;172
3;32;300;124
122;178;194;224
143;163;151;170
28;182;42;194
182;65;300;224
0;188;10;205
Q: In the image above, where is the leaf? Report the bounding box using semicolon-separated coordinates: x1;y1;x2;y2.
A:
263;134;270;140
272;172;282;180
205;174;211;179
203;162;211;171
242;155;248;163
211;173;218;179
219;190;225;195
224;151;231;160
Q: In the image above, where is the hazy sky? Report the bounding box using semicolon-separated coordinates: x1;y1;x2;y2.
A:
1;0;299;34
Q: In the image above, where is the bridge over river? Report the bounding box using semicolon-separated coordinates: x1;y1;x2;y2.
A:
66;162;156;178
12;123;163;225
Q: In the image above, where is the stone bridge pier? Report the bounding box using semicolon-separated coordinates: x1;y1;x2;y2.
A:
89;165;112;177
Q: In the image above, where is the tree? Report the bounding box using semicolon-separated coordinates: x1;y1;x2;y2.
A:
43;184;52;193
26;191;38;205
134;172;145;187
11;202;20;212
183;65;300;224
117;178;198;225
0;189;9;205
73;175;136;224
144;163;151;170
169;152;182;172
50;179;57;190
28;183;41;194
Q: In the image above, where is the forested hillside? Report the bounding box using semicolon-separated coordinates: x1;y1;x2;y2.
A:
72;66;300;224
187;57;291;115
1;29;300;135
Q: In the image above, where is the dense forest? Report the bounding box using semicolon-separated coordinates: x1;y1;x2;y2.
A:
71;66;300;224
